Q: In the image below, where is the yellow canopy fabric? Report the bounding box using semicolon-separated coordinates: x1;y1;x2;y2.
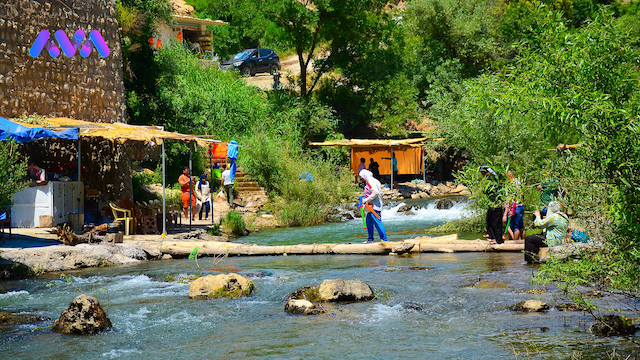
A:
12;117;211;147
309;138;428;147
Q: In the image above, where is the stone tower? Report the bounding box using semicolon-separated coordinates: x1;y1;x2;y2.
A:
0;0;125;122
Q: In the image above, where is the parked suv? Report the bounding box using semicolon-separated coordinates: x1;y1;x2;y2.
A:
220;49;281;76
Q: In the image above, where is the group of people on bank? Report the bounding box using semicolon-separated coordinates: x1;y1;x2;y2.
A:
178;164;235;221
479;165;570;263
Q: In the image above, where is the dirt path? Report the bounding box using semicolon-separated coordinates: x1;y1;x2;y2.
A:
244;54;311;91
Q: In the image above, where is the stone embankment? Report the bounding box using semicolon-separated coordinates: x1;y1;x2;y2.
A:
385;181;470;201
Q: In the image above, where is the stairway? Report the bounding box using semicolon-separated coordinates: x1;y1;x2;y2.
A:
233;168;268;199
203;149;268;207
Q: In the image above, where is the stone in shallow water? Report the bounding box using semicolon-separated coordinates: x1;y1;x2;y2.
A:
317;279;374;302
473;280;510;289
589;315;638;336
512;300;549;312
555;303;584;311
188;273;254;299
0;311;49;326
52;294;112;334
284;299;321;315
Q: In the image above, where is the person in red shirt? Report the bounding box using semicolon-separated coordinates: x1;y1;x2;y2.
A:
178;166;197;220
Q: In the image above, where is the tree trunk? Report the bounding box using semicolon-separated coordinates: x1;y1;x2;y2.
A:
139;234;524;257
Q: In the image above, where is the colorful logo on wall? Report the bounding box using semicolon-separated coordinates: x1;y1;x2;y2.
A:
29;30;110;58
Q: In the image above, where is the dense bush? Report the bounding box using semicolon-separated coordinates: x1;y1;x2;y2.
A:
0;141;27;208
222;210;245;236
432;7;640;296
242;132;356;227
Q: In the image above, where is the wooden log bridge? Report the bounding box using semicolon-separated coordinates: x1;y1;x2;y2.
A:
147;234;524;258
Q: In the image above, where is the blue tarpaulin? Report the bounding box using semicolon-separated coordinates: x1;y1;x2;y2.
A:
227;140;239;183
0;117;78;142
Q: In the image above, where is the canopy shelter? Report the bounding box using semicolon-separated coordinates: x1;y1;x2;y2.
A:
4;116;220;234
309;138;430;189
1;117;83;230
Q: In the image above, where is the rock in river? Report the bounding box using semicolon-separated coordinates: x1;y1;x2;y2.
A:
189;273;255;299
52;294;112;334
512;300;550;312
0;311;49;326
589;315;638;336
317;279;374;302
284;299;321;315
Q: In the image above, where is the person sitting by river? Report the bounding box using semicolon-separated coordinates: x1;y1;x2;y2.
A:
503;170;525;241
479;165;504;244
359;169;388;243
524;201;569;264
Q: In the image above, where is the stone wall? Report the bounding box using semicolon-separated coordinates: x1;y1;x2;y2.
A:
0;0;125;122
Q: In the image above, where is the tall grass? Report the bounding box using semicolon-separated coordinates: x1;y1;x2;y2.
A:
242;133;356;227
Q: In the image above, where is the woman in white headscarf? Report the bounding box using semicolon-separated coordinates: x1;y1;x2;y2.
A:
359;169;388;243
524;201;569;263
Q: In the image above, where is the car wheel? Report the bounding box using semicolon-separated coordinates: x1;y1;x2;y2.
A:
240;66;251;77
270;64;280;75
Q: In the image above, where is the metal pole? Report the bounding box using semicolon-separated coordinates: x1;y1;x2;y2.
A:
422;146;426;183
390;146;394;190
209;144;213;225
76;134;81;233
189;144;192;231
162;140;166;235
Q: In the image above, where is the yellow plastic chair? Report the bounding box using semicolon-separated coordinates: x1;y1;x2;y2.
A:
109;202;133;235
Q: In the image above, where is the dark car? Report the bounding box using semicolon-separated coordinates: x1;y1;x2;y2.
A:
220;49;281;76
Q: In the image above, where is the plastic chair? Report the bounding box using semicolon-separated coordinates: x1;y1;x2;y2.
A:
109;202;133;235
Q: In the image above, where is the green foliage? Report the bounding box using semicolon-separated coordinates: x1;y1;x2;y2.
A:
241;134;356;226
207;223;222;236
208;281;255;298
428;212;485;233
132;165;162;188
116;0;172;125
263;0;389;97
432;7;640;297
0;141;27;208
405;0;502;108
187;0;279;60
223;210;245;236
155;46;269;137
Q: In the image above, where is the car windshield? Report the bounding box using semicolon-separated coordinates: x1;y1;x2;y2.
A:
233;50;253;60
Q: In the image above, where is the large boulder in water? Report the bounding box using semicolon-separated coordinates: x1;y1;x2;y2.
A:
188;273;255;299
317;279;374;302
52;295;112;334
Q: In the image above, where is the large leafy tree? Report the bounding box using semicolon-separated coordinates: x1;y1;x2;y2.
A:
187;0;276;60
263;0;388;98
116;0;172;124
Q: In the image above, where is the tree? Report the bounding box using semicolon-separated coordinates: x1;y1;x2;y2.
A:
263;0;388;98
0;141;27;209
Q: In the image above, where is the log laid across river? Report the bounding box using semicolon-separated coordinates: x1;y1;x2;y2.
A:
146;234;525;257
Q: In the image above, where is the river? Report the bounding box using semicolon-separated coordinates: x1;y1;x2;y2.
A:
1;198;638;359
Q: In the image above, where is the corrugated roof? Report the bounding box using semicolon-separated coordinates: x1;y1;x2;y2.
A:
12;117;214;147
173;14;227;27
309;138;433;147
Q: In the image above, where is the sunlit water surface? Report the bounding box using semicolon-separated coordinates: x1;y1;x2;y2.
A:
1;198;638;359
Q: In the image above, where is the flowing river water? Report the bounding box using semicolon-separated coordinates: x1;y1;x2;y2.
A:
1;198;638;359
